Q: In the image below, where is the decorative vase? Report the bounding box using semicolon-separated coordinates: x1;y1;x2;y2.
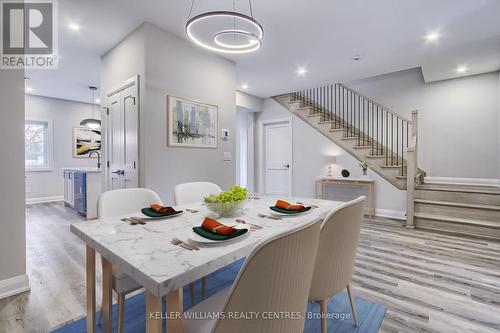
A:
341;169;350;178
363;168;368;176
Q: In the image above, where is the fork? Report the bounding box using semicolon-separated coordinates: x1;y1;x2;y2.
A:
236;219;262;230
129;217;146;225
121;217;145;225
296;202;319;208
257;213;282;220
172;238;199;251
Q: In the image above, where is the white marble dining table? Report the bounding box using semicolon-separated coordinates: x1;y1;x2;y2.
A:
70;195;344;333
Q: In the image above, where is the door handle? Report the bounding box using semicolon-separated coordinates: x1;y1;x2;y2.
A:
111;170;125;176
284;164;290;169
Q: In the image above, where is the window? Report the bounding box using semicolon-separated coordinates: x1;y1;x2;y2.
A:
25;119;53;171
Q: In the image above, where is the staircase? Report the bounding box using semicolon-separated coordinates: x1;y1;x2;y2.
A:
414;184;500;239
272;83;500;239
272;83;426;191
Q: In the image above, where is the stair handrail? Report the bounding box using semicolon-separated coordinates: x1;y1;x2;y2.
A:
337;83;412;124
406;110;418;228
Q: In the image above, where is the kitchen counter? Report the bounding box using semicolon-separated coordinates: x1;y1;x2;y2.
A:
63;168;102;219
62;167;102;173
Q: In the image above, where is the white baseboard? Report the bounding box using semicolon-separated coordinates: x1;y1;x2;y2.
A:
424;177;500;187
375;208;406;221
26;195;64;205
0;274;30;299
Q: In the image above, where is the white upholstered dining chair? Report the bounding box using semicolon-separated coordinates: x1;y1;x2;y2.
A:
98;188;203;332
309;196;366;333
97;188;163;333
184;218;322;333
173;181;222;305
174;182;222;206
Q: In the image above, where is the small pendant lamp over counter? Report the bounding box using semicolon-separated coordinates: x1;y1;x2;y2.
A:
80;86;101;129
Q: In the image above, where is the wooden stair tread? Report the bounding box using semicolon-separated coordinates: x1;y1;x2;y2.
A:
414;199;500;210
416;184;500;195
414;213;500;229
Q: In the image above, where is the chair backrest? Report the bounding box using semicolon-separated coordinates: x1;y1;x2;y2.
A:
97;188;162;219
174;182;222;205
212;219;322;333
308;196;366;301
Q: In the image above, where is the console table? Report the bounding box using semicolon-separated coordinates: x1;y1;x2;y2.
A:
316;176;375;220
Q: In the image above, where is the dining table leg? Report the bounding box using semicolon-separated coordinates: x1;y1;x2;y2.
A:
146;291;163;333
101;256;113;333
86;245;96;333
167;288;184;333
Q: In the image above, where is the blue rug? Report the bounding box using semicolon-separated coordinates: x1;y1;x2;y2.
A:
53;259;385;333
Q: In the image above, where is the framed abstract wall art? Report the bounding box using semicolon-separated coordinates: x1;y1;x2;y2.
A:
167;95;218;148
73;127;101;157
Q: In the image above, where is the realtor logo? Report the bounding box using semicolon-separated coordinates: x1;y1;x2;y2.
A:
1;0;58;68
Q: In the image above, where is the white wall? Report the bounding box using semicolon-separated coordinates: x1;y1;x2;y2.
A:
0;68;29;297
102;23;237;204
236;91;263;112
348;68;500;180
236;91;262;194
143;23;236;204
101;24;146;187
25;95;100;200
254;98;406;215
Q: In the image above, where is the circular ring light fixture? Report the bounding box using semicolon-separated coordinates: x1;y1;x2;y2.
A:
185;2;263;54
213;30;261;50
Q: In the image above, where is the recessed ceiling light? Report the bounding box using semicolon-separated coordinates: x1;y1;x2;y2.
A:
351;54;363;61
296;67;307;76
25;86;33;93
240;83;249;90
68;23;80;31
424;31;440;42
95;98;101;103
456;65;467;74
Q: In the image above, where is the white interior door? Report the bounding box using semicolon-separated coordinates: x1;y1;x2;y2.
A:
122;85;139;188
264;120;292;196
105;77;139;190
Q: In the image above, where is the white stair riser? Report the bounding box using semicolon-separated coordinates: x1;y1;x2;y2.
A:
414;218;500;239
415;203;500;222
415;190;500;205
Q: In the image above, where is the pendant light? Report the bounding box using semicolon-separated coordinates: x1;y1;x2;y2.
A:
80;86;101;129
186;0;263;54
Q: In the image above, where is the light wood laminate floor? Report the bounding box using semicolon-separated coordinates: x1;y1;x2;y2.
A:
1;202;499;332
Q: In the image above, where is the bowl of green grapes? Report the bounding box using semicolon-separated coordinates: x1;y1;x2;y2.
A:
204;185;248;217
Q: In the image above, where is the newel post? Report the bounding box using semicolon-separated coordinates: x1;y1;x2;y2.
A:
406;110;418;228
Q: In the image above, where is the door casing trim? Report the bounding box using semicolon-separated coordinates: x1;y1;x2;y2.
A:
258;117;293;196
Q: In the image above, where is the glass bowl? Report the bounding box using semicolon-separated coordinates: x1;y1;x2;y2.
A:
205;199;246;217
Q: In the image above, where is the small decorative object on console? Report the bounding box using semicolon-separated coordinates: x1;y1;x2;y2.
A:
360;160;369;176
341;169;350;178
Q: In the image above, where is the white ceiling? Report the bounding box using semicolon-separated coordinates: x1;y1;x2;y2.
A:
26;0;500;103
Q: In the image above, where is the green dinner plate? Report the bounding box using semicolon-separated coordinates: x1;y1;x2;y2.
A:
192;227;248;241
141;208;183;218
269;206;312;214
